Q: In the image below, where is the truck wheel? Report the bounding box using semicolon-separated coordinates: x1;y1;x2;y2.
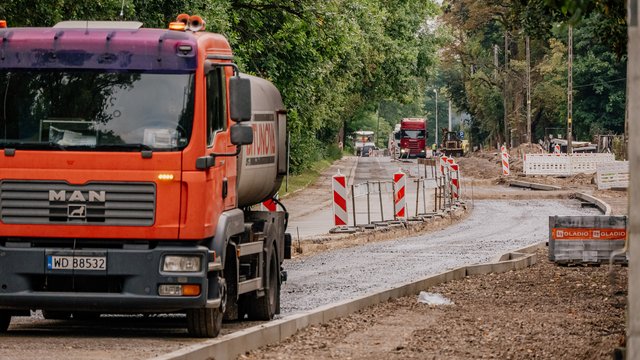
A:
187;278;226;338
0;311;10;332
248;245;280;320
187;308;223;338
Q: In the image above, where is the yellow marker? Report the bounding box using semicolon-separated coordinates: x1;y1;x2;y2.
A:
158;173;174;181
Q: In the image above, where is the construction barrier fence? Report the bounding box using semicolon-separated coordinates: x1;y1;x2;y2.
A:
524;153;615;176
596;161;629;190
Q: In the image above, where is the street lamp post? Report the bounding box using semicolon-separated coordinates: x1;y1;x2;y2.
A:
434;89;438;148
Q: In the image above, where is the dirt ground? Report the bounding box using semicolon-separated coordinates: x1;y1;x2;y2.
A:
242;247;627;360
242;150;629;360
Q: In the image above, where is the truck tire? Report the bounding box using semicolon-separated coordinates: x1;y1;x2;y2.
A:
187;307;223;338
247;244;279;320
187;278;226;338
0;311;10;332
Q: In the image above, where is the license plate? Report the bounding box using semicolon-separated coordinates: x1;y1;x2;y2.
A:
47;255;106;271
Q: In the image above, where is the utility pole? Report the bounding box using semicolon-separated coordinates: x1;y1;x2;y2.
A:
503;32;509;146
627;0;639;357
448;100;452;131
376;103;381;148
567;26;573;154
434;89;439;148
526;36;531;144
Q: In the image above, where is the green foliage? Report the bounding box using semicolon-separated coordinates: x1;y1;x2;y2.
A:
438;0;626;148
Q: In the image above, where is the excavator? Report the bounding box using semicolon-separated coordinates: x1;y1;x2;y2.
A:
440;128;465;157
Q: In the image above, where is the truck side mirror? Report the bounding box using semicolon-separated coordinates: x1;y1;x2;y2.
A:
229;76;252;122
230;124;253;146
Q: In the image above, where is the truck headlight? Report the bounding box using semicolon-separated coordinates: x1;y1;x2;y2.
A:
162;255;202;272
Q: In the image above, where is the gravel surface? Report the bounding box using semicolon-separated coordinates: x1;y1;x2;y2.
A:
243;247;627;359
281;200;599;314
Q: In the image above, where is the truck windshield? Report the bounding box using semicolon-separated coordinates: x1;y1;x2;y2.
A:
0;70;195;151
401;130;425;139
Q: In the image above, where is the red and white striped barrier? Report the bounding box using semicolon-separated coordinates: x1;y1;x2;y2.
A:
446;157;455;169
393;170;406;219
332;171;348;226
450;163;459;199
439;156;448;176
554;144;561;154
501;149;510;176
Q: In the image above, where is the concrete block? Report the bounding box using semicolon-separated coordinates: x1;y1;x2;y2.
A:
320;299;353;322
465;263;494;276
450;267;467;281
304;308;324;326
273;314;306;340
491;261;513;273
416;273;446;290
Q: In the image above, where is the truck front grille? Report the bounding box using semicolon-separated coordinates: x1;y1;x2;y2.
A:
0;181;155;226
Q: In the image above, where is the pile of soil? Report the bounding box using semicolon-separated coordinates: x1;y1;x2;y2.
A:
242;247;627;359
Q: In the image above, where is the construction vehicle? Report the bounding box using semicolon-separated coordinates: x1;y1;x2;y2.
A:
441;129;465;157
354;130;375;156
399;118;427;158
0;15;290;338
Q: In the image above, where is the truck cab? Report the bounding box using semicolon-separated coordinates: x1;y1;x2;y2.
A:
399;118;427;158
0;17;289;337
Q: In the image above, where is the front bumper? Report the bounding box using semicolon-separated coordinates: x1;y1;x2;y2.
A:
0;244;212;312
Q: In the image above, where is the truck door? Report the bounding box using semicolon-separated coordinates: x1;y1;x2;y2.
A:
204;66;228;216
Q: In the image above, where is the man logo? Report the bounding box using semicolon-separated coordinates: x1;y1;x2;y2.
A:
49;190;106;203
68;204;87;218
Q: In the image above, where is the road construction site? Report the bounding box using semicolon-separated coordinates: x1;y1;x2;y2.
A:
0;151;628;360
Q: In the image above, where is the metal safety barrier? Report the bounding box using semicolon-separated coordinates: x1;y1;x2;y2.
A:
330;157;465;233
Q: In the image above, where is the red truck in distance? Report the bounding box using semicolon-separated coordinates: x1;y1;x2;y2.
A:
399;118;427;158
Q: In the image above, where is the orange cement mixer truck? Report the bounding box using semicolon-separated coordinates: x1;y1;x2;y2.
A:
0;15;290;337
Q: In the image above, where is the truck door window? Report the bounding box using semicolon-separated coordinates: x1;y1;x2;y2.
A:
206;67;227;146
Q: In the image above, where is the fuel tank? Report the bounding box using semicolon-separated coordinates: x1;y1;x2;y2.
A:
236;74;287;207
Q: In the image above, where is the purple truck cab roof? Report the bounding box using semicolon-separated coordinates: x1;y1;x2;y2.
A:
0;27;199;72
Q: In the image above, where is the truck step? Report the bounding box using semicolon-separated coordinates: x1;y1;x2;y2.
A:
238;277;262;294
237;241;264;257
